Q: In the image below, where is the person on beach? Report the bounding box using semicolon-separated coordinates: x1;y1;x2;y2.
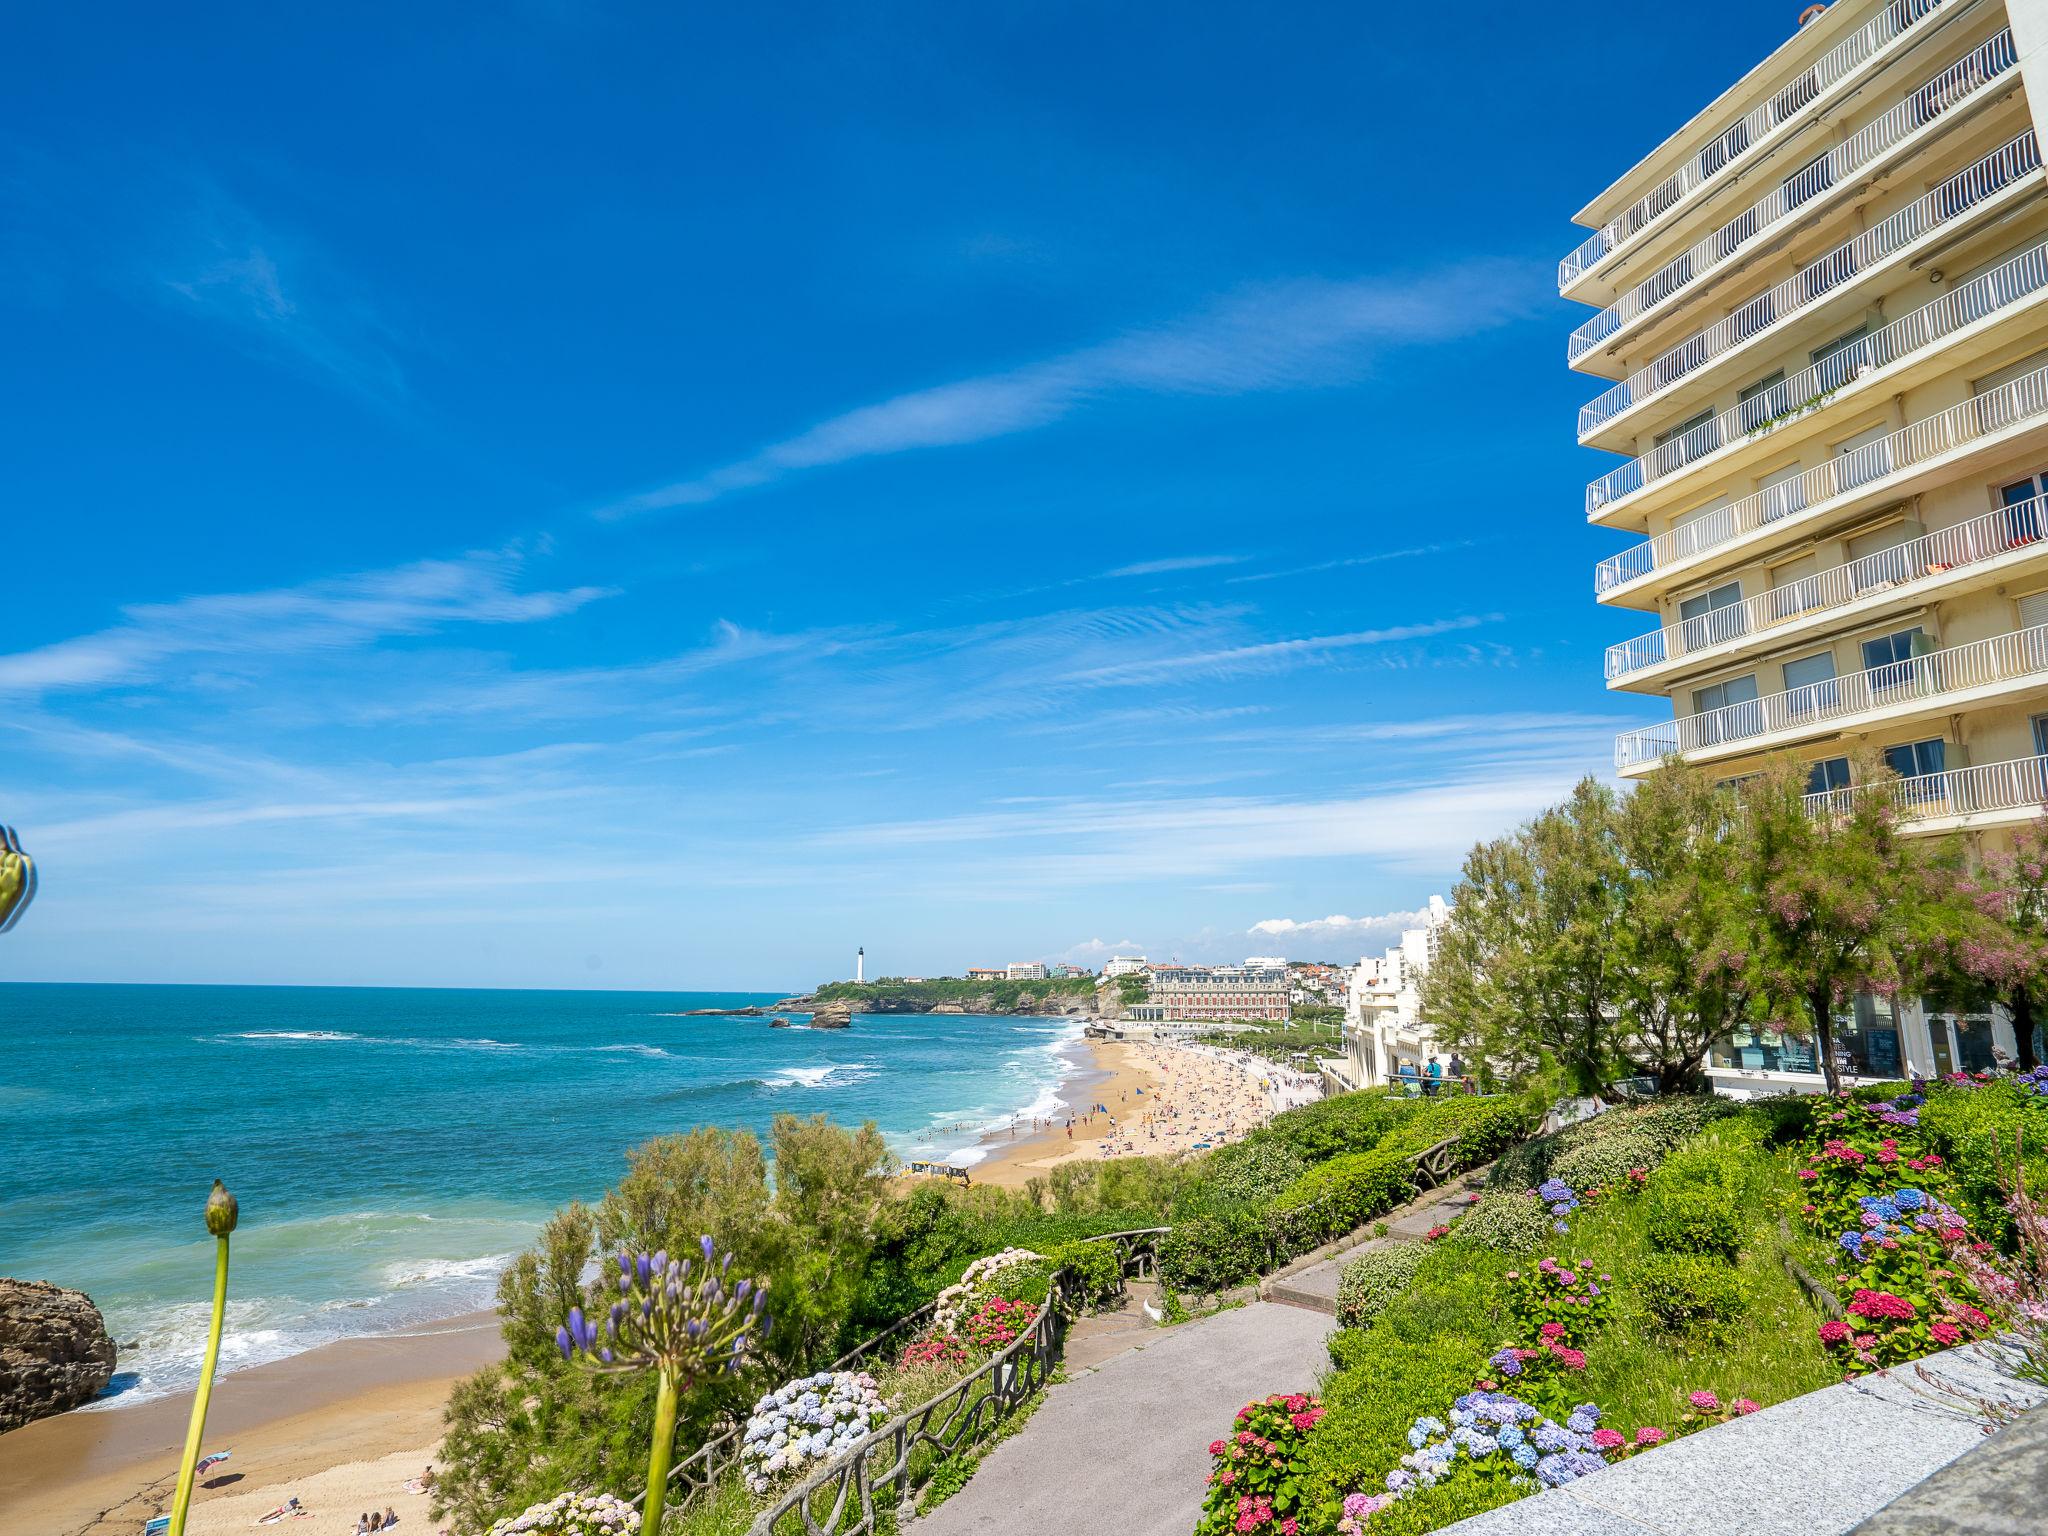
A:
358;1517;371;1535
385;1507;401;1527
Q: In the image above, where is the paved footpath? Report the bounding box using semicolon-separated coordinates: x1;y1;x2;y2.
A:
910;1300;1333;1536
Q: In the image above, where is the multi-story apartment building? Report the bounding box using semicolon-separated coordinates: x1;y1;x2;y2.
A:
1568;0;2047;1091
1337;896;1453;1089
1005;961;1050;980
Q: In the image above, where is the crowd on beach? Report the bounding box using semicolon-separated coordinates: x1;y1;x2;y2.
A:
1064;1039;1298;1161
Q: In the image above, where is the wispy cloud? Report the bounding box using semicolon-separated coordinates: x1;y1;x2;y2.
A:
596;259;1538;515
160;192;409;405
0;548;614;700
1103;554;1250;579
1249;907;1431;944
1227;541;1483;585
1058;615;1498;687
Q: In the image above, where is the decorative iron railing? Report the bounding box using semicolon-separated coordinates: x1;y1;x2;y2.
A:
1804;751;2048;821
1578;131;2043;436
1604;494;2048;679
1615;621;2048;768
742;1229;1170;1536
1587;240;2048;515
1567;29;2016;361
1595;359;2048;596
1558;0;1952;288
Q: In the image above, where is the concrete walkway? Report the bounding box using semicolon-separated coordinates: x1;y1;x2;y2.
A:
910;1300;1334;1536
1265;1172;1486;1314
1439;1343;2046;1536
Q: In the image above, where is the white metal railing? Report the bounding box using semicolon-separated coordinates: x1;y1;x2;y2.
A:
1579;131;2043;436
1567;31;2016;361
1588;239;2048;514
1615;621;2048;767
1595;358;2048;594
1805;751;2048;819
1605;493;2048;678
1558;0;1953;289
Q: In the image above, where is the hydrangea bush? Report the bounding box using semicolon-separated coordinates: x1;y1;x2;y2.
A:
932;1248;1044;1332
1377;1392;1612;1508
1336;1245;1425;1330
960;1296;1039;1353
1195;1394;1326;1536
1503;1256;1609;1349
484;1491;640;1536
739;1371;889;1493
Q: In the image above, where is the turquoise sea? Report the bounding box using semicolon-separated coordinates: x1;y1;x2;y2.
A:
0;983;1085;1408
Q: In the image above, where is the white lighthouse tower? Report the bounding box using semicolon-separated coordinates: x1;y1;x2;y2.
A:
856;946;865;983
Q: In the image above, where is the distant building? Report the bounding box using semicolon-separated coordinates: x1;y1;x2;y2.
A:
1006;961;1049;980
1142;961;1288;1023
1103;955;1149;978
1338;896;1452;1088
1047;962;1092;978
965;966;1005;982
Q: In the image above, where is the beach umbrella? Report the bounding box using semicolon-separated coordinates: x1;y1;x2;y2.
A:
0;825;34;934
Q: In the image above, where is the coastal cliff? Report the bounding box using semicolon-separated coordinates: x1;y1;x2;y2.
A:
0;1278;116;1430
774;977;1099;1019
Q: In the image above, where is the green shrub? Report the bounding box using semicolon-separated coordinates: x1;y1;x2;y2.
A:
1302;1329;1490;1516
1488;1095;1734;1194
1335;1244;1424;1329
1628;1094;1742;1151
1371;1242;1504;1340
1637;1252;1745;1337
1157;1210;1266;1294
1549;1132;1661;1194
1917;1078;2048;1241
1643;1186;1743;1259
1446;1192;1552;1255
1359;1469;1526;1535
1045;1239;1122;1309
1199;1138;1309;1207
1274;1150;1413;1246
1262;1092;1412;1164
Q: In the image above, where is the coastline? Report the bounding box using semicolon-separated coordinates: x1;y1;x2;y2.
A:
0;1310;502;1536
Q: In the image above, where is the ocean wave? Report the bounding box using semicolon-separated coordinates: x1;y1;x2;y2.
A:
226;1029;366;1042
383;1252;515;1288
592;1043;672;1058
765;1063;877;1090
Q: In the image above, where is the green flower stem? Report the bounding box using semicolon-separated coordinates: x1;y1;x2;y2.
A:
167;1234;231;1536
643;1365;681;1535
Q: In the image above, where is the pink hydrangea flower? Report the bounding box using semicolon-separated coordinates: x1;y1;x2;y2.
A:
1732;1399;1759;1416
1591;1428;1624;1450
1635;1426;1666;1446
1688;1391;1719;1411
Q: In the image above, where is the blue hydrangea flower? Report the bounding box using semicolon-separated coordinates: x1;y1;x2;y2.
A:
1532;1422;1570;1452
1510;1443;1539;1471
1893;1187;1926;1211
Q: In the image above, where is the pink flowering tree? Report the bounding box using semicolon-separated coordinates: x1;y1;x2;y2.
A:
1727;761;1975;1094
1945;819;2048;1072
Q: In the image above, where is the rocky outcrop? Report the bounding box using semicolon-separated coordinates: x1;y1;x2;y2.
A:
808;1000;855;1029
0;1278;116;1430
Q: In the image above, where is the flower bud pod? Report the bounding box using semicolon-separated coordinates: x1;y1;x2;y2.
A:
205;1181;239;1237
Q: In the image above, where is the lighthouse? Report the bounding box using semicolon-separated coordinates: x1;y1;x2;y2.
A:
856;946;864;983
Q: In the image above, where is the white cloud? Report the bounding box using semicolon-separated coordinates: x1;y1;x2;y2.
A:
1249;908;1431;947
596;260;1538;515
1102;554;1249;578
0;548;615;700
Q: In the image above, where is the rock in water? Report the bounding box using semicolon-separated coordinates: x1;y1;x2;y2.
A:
0;1278;116;1429
809;1000;855;1028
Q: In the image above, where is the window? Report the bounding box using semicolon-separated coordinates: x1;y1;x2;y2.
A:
1847;522;1918;590
1783;150;1835;213
1653;407;1719;468
2032;713;2048;757
2019;590;2048;631
1831;995;1904;1079
1811;326;1870;372
1805;756;1851;795
1883;737;1946;780
1677;581;1744;648
1712;1021;1817;1074
1692;674;1759;714
1738;371;1790;433
2001;476;2048;545
1757;463;1808;524
1782;650;1838;718
1835;423;1894;492
1861;626;1927;677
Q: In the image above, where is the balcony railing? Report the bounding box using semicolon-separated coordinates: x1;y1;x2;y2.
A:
1578;131;2043;437
1615;621;2048;768
1595;357;2048;595
1605;494;2048;679
1558;0;1953;289
1566;31;2016;362
1805;750;2048;820
1587;239;2048;515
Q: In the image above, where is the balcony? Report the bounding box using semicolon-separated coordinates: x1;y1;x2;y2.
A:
1806;751;2048;825
1587;239;2048;517
1566;30;2017;364
1605;494;2048;681
1578;131;2043;438
1558;0;1954;291
1595;358;2048;598
1615;622;2048;769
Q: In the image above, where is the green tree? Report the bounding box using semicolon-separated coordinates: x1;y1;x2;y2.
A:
1424;778;1629;1094
1612;762;1754;1094
1726;759;1973;1093
1945;817;2048;1071
765;1113;893;1366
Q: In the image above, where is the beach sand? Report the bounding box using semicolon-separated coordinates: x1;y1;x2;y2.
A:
964;1035;1279;1188
0;1311;501;1536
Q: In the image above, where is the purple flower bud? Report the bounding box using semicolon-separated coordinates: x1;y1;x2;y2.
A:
637;1254;653;1286
618;1252;632;1279
570;1306;586;1339
722;1252;733;1274
700;1235;715;1260
652;1250;667;1277
686;1319;703;1338
736;1280;752;1303
556;1326;573;1360
642;1296;653;1317
599;1347;614;1364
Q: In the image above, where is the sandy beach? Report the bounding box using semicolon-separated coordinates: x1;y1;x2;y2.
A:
0;1312;501;1536
964;1034;1289;1188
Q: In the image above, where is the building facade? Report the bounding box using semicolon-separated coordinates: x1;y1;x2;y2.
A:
1103;955;1149;978
1139;962;1290;1023
1338;896;1452;1088
1005;961;1049;980
1567;0;2047;1091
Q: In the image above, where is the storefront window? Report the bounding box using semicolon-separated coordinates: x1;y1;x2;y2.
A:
1924;1004;1999;1074
1711;1022;1819;1074
1830;995;1904;1079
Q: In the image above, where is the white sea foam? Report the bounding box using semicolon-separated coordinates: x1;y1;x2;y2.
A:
593;1043;671;1058
765;1062;878;1089
382;1252;515;1288
227;1029;365;1042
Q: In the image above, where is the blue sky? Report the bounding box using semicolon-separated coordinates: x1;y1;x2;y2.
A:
1;1;1805;989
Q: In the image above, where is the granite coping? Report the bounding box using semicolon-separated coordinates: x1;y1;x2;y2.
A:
1439;1343;2046;1536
